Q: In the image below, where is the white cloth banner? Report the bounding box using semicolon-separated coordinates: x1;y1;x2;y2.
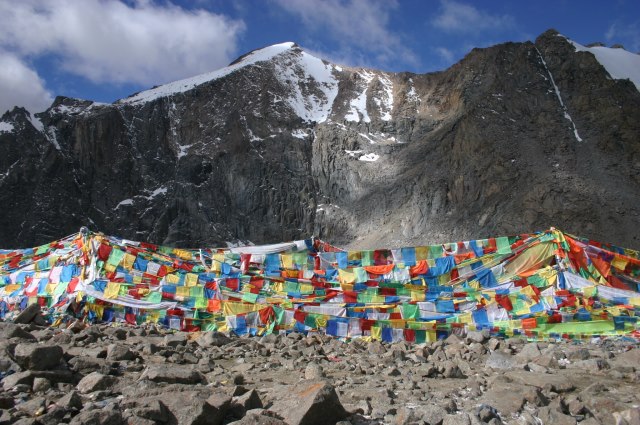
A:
83;287;177;310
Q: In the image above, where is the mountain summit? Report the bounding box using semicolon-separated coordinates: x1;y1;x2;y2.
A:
0;29;639;248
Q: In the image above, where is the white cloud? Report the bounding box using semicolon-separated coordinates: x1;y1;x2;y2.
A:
431;0;514;34
605;22;640;52
435;47;454;63
0;50;53;114
274;0;418;69
0;0;245;87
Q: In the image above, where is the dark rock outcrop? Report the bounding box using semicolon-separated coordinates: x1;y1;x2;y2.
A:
0;30;638;249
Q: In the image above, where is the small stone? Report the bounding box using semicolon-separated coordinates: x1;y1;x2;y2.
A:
56;390;84;410
32;377;51;393
305;363;324;380
233;373;246;385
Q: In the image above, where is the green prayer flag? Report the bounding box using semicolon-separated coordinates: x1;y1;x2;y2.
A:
53;281;69;297
496;237;512;255
190;286;204;298
241;292;259;303
429;245;444;259
403;303;419;319
145;292;162;303
107;249;125;267
362;251;373;266
304;314;317;328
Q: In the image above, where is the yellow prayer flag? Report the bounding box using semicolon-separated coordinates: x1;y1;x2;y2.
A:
165;274;180;285
176;286;190;297
104;282;120;299
122;253;136;269
371;326;382;340
415;247;428;261
173;249;193;261
612;256;628;271
281;254;294;270
338;269;356;284
185;273;198;287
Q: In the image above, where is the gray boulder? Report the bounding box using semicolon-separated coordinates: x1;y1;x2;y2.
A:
140;364;205;385
12;343;63;370
76;372;117;393
270;380;348;425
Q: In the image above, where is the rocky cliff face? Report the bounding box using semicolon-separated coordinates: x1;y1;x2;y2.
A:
0;30;639;249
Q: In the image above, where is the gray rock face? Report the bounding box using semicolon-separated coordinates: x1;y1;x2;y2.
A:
0;29;638;249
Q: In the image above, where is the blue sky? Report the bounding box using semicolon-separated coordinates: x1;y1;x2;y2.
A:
1;0;639;114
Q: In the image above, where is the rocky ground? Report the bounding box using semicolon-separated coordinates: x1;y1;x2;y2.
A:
1;316;640;425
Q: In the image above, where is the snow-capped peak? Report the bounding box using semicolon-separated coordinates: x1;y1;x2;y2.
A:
118;42;299;105
568;39;640;91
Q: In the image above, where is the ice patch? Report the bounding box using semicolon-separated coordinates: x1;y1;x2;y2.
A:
345;70;374;123
373;74;394;121
47;127;61;150
358;153;379;162
28;115;44;132
536;47;583;142
345;149;363;157
569;40;640;91
146;187;167;199
177;144;192;159
115;199;134;209
0;122;14;133
291;129;308;139
274;52;339;123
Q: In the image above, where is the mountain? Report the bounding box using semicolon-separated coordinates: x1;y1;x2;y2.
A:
0;30;639;249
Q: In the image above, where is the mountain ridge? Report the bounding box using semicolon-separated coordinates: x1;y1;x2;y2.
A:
0;29;639;249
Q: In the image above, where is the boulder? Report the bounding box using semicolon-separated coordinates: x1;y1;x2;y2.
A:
69;408;123;425
106;343;135;361
76;372;117;393
32;377;51;393
12;343;63;370
304;363;324;380
13;304;42;324
536;406;577;425
395;404;447;425
56;390;84;410
0;323;36;340
197;332;232;347
140;364;205;385
139;390;230;425
485;351;517;370
228;410;287;425
516;343;541;363
164;333;188;348
269;380;348;425
466;330;488;344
